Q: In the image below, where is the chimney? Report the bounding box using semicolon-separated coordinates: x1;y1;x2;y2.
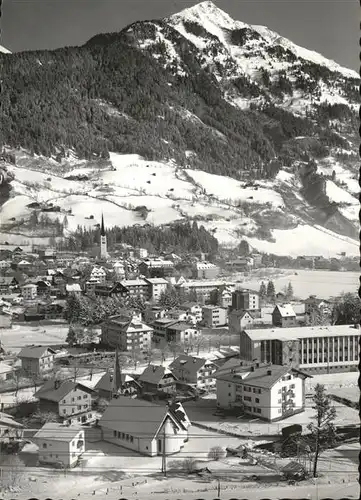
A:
267;370;272;375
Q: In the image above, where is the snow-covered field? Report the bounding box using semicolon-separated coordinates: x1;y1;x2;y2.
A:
0;323;70;352
0;150;358;256
244;225;358;258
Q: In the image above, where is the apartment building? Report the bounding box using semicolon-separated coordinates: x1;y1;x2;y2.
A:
193;262;220;279
176;280;236;303
22;284;37;301
144;278;169;302
215;360;310;421
231;289;260;312
202;305;228;327
101;314;153;351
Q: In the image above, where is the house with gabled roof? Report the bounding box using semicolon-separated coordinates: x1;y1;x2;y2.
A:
138;365;177;395
169;355;218;391
214;360;311;421
18;346;56;376
32;423;85;468
34;379;96;425
272;304;297;327
99;396;189;456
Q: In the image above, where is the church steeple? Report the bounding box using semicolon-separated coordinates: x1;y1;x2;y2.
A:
100;213;108;259
100;213;105;236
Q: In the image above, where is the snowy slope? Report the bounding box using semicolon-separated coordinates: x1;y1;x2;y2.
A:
0;150;358;256
0;45;11;54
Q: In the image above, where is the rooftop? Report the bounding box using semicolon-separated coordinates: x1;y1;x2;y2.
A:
99;396;182;438
244;324;360;341
33;423;83;442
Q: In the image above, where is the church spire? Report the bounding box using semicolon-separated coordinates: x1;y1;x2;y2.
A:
100;213;105;236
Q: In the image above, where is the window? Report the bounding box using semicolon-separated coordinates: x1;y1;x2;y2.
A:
278;399;282;404
117;431;121;438
83;395;87;399
63;409;66;414
130;436;134;443
78;396;82;400
42;443;47;449
83;404;88;409
72;398;75;402
290;384;295;389
256;408;261;414
255;398;260;403
228;393;231;397
72;408;75;413
62;399;66;404
126;434;129;441
278;409;282;414
122;433;125;439
113;431;117;437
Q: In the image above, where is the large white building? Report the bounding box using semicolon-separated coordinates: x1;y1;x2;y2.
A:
240;324;360;373
215;360;311;421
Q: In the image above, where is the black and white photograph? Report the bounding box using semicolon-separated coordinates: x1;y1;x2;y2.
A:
0;0;359;498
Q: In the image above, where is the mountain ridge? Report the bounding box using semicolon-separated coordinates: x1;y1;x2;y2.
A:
0;1;358;255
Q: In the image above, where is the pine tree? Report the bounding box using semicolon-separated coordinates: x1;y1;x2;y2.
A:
259;281;267;299
307;384;337;477
266;281;276;302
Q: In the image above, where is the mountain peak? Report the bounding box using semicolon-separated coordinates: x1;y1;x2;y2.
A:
169;0;245;31
0;45;11;54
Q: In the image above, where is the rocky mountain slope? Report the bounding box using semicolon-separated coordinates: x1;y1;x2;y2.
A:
0;1;358;255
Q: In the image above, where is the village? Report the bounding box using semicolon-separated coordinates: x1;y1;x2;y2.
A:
0;216;358;499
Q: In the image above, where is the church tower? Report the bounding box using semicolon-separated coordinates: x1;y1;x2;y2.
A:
100;213;108;260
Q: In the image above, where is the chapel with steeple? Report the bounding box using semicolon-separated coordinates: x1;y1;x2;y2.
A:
100;213;108;260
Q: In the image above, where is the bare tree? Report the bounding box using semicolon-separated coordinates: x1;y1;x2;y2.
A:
0;455;25;490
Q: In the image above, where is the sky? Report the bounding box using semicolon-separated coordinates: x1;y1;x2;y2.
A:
1;0;358;71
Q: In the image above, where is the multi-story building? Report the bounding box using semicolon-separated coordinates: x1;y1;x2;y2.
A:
231;289;260;312
119;279;149;300
193;262;220;280
22;284;37;301
176;280;236;304
101;313;153;351
144;278;169;302
272;304;297;328
18;346;55;376
202;305;228;328
240;325;360;373
169;355;217;390
214;360;311;421
94;282;124;297
138;259;174;278
34;379;96;425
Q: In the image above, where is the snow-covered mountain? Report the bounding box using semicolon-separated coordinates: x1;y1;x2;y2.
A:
0;45;11;54
0;1;359;256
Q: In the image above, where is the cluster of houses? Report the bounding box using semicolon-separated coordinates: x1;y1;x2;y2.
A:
0;234;356;471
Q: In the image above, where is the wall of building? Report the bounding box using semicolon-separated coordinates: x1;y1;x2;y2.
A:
58;388;91;418
269;373;304;421
37;430;84;468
